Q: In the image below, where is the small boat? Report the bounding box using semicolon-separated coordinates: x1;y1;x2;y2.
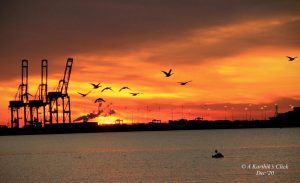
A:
212;150;224;158
212;153;224;158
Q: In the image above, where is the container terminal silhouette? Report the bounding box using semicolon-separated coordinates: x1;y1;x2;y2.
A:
8;58;73;128
0;106;299;135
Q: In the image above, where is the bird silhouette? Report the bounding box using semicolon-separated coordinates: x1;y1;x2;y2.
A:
130;92;143;96
95;98;106;103
77;91;91;97
119;86;130;92
161;69;174;77
287;56;297;61
178;80;192;85
90;83;101;89
101;87;113;92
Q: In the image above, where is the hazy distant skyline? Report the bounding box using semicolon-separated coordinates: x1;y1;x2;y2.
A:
1;0;300;125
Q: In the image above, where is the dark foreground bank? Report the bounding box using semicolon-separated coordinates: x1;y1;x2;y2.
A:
0;119;299;136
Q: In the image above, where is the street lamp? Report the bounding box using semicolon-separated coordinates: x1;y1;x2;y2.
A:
248;103;252;120
260;106;264;120
231;107;234;121
244;107;248;120
224;105;228;120
263;105;268;120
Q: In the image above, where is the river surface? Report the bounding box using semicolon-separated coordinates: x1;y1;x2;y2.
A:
0;128;299;183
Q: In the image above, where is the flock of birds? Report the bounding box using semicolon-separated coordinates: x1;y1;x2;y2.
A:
77;56;297;105
77;68;193;104
77;84;137;103
20;56;298;102
161;69;192;85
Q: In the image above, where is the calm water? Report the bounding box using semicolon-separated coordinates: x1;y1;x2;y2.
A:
0;128;299;183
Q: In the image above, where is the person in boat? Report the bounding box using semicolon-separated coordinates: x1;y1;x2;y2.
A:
212;149;224;158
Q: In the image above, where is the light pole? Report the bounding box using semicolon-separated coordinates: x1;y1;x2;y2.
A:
260;106;264;120
244;107;248;120
249;103;252;120
181;105;184;119
207;108;211;119
264;105;268;120
224;105;228;120
274;103;278;117
146;105;149;123
158;105;161;121
231;107;234;121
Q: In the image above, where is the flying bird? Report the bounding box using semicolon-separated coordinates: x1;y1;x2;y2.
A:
101;87;113;92
130;92;143;96
178;81;192;85
77;91;91;97
119;86;130;92
90;83;101;89
95;98;106;103
287;56;297;61
161;69;174;77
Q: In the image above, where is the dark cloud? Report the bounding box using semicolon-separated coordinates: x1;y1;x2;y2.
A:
146;18;300;64
0;0;299;80
129;95;300;110
273;96;300;107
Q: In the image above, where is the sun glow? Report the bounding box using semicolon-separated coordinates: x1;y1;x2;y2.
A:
96;115;124;125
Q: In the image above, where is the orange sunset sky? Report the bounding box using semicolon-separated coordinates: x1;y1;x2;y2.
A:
0;0;300;126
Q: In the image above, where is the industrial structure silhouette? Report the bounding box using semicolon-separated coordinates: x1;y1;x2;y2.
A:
9;58;73;128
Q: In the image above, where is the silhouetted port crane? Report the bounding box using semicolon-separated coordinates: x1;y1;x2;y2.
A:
47;58;73;124
9;60;29;128
28;59;48;127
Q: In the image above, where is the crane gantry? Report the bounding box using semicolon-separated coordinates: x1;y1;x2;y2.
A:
8;58;73;128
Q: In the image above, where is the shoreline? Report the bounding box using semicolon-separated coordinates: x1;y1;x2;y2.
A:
0;119;299;136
